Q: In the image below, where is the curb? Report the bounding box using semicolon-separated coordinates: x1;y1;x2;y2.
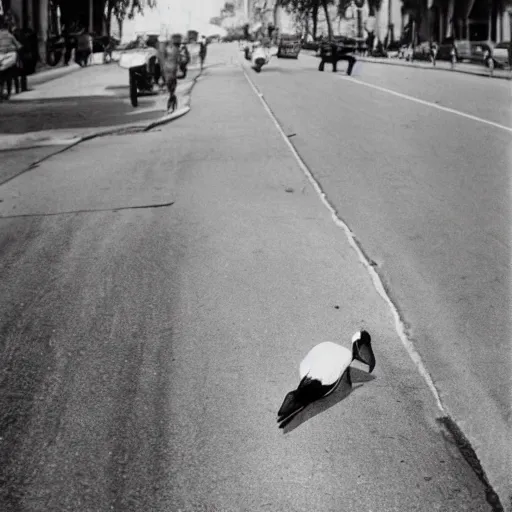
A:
357;57;512;80
0;69;203;152
27;63;81;88
301;50;511;80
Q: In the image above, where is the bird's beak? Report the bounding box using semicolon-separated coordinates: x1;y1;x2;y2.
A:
354;343;376;373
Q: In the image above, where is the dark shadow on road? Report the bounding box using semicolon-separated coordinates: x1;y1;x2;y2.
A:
280;367;376;434
0;93;165;135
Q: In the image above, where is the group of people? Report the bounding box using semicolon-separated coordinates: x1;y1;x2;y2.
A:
158;34;208;111
0;13;21;54
0;13;24;98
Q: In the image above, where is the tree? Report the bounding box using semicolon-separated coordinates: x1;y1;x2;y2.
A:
401;0;427;44
320;0;334;40
311;1;319;39
367;0;383;16
279;0;320;39
337;0;353;19
221;2;236;17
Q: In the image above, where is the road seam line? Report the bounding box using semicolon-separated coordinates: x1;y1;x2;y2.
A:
339;76;512;134
242;66;448;415
242;70;509;509
0;201;175;219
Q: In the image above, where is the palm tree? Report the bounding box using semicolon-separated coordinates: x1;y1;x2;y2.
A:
367;0;383;16
276;0;337;40
320;0;334;40
401;0;427;45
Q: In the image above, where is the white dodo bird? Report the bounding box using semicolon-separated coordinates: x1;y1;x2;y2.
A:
277;330;375;428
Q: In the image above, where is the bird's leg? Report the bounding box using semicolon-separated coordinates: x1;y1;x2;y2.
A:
346;367;352;388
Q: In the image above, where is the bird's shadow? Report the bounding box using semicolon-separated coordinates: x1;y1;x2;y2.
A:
279;367;376;434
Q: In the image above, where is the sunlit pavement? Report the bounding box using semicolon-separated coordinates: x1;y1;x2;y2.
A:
0;42;508;511
246;48;511;509
0;62;199;149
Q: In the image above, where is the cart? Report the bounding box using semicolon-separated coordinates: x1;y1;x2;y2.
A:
118;44;161;107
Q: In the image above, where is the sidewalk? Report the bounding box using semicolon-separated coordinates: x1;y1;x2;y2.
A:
0;48;497;511
0;59;201;151
358;54;512;79
26;62;81;88
302;49;511;80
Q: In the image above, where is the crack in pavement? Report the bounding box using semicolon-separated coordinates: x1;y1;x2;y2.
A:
437;416;505;512
0;201;175;219
242;65;507;512
0;68;206;188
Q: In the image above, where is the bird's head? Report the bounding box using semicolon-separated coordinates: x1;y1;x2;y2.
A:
351;330;375;373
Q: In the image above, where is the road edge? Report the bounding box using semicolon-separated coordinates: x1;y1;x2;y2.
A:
0;69;202;153
0;71;203;188
301;50;511;80
241;64;508;512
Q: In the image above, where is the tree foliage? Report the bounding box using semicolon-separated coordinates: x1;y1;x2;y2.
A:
277;0;337;40
221;2;236;17
58;0;157;35
336;0;353;18
366;0;383;16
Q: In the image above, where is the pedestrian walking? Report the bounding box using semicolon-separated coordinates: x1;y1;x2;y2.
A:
430;41;438;66
0;13;22;97
199;35;207;70
0;13;20;53
179;41;190;78
158;33;181;112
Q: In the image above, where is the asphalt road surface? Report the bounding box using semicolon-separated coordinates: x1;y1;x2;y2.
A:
0;43;508;511
245;50;511;507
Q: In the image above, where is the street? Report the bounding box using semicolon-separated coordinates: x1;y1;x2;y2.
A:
246;50;511;508
0;42;509;511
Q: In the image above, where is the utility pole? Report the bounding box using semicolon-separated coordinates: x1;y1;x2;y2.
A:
89;0;94;33
387;0;394;45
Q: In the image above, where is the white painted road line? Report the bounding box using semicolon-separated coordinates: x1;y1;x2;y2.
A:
340;76;512;134
242;67;448;416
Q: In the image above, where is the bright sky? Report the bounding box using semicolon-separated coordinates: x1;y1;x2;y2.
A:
122;0;227;39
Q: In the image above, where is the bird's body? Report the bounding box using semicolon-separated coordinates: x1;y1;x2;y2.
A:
299;341;352;386
277;331;375;428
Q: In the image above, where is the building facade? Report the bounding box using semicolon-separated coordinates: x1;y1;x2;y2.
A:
1;0;49;61
397;0;511;44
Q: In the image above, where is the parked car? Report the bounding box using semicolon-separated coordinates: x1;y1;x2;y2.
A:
92;35;120;63
313;36;364;57
468;40;494;65
301;40;320;52
437;38;472;62
410;41;431;61
489;41;511;68
276;33;301;59
118;36;161;107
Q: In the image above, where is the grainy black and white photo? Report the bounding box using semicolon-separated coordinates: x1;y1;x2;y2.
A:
0;0;510;510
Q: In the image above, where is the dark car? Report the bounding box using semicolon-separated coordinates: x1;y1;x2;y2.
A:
437;38;472;62
489;41;511;68
92;35;119;62
276;34;301;59
301;40;320;52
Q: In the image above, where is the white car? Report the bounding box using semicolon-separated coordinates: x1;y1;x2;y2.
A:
118;38;161;107
489;41;510;69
